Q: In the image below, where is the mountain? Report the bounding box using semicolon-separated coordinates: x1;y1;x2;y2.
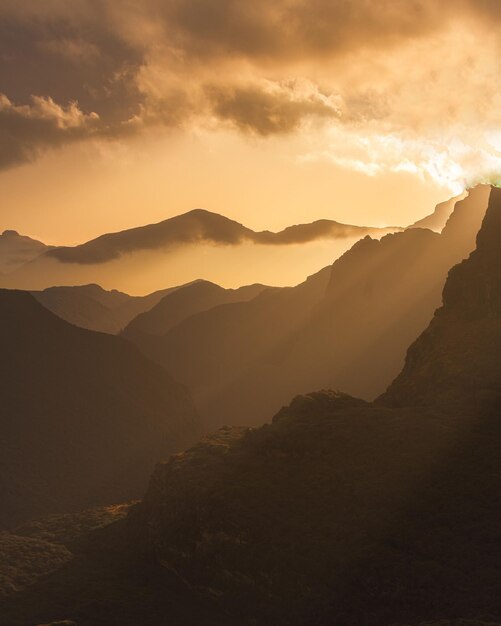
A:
45;209;398;265
123;281;269;343
383;186;501;410
0;210;399;293
127;186;501;625
127;185;490;428
129;264;333;425
0;229;51;273
31;283;192;334
407;191;464;231
1;188;500;626
0;289;201;528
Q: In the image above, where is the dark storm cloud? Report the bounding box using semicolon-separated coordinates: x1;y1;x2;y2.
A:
0;94;100;169
206;83;340;136
0;0;500;169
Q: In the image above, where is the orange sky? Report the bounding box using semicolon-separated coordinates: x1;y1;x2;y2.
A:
1;128;451;246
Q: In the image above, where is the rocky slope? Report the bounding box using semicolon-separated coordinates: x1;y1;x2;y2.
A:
0;290;201;528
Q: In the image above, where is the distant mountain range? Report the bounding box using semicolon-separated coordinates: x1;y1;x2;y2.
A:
124;185;490;428
0;208;404;292
44;210;399;265
31;282;198;334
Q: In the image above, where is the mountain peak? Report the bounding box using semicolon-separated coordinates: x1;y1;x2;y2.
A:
475;186;501;253
381;185;501;409
441;185;501;321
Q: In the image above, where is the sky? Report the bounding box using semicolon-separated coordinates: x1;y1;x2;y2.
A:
1;0;501;246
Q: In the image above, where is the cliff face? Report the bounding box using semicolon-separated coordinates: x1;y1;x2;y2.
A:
382;186;501;410
133;186;501;626
0;290;201;528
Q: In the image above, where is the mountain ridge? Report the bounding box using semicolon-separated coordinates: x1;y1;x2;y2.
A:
0;288;201;528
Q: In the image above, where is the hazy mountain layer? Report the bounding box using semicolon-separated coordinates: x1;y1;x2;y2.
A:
133;264;333;425
45;209;398;265
0;209;398;293
0;230;51;273
123;281;269;341
0;290;200;528
128;186;490;428
31;283;193;334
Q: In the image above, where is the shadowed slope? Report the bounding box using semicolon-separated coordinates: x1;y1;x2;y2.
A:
138;265;332;425
0;290;200;528
123;280;268;342
31;283;190;334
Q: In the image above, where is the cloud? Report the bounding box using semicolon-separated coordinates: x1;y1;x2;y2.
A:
0;94;100;169
206;80;342;135
0;0;500;186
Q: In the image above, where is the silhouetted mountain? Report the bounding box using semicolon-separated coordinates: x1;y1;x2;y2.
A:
31;283;191;334
383;186;501;410
271;184;491;400
123;281;269;344
407;192;464;232
0;289;200;528
45;209;397;265
0;230;51;273
0;209;398;292
128;186;490;428
131;264;332;426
